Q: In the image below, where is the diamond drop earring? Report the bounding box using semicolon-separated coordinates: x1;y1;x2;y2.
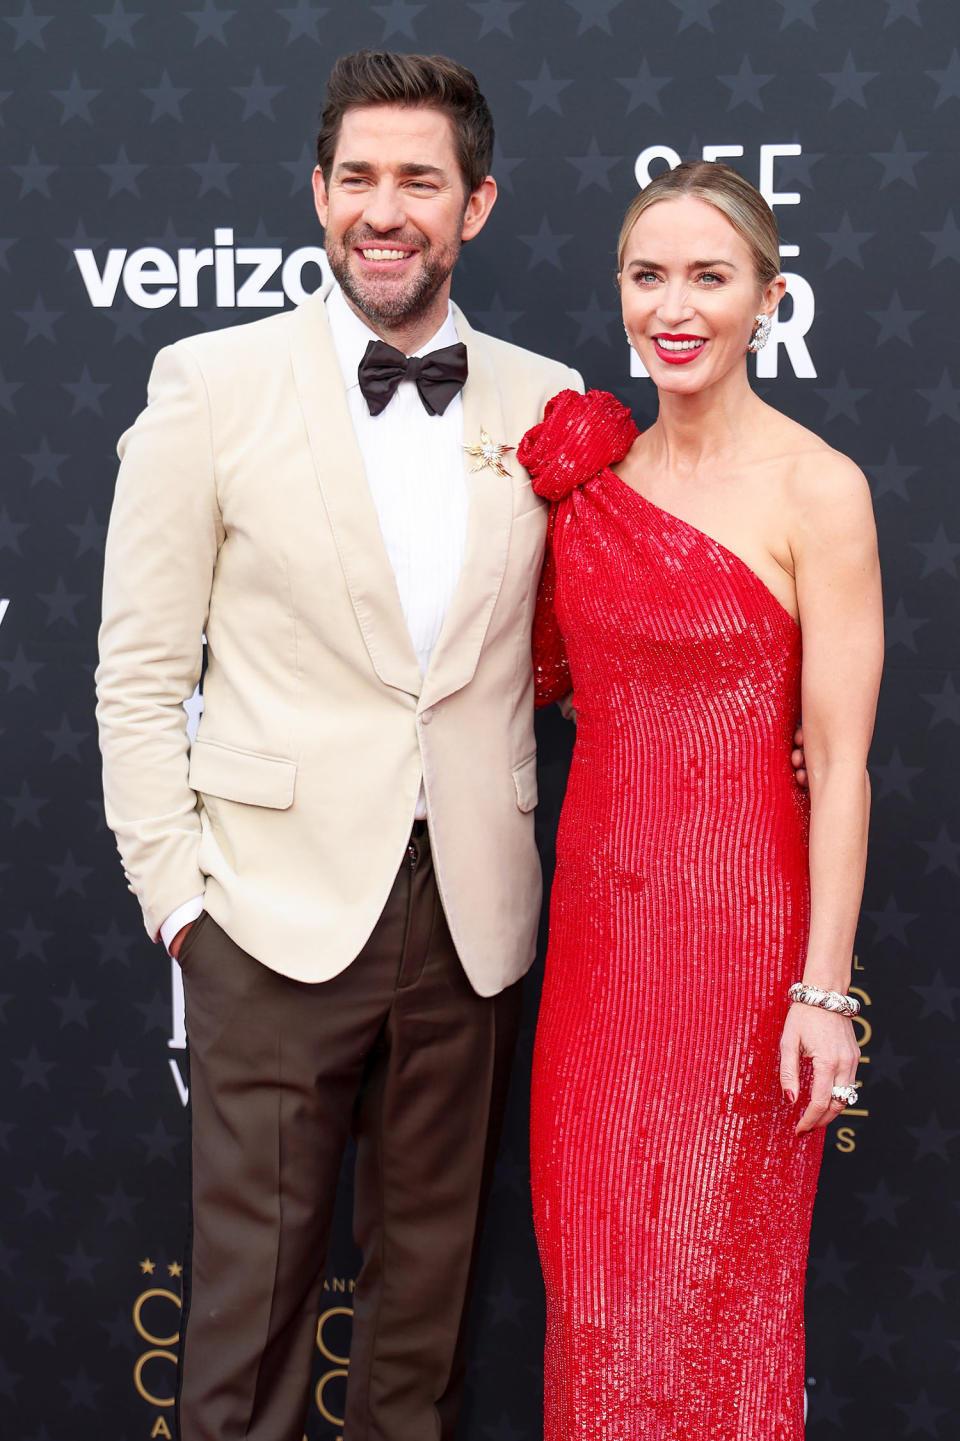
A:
747;313;772;353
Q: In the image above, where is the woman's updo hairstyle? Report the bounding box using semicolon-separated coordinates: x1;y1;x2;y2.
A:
617;160;781;288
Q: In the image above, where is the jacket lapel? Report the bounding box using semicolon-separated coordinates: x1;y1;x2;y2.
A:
289;284;422;699
420;305;515;710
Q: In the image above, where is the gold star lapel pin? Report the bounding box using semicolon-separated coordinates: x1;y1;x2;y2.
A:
464;427;514;478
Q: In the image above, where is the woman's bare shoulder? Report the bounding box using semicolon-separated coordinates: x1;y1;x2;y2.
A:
762;409;871;515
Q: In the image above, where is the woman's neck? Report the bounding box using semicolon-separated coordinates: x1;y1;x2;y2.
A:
647;372;765;476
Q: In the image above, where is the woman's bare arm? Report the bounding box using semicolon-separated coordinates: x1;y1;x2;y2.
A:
779;450;883;1135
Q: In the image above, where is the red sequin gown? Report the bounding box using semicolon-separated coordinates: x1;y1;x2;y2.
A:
519;391;824;1441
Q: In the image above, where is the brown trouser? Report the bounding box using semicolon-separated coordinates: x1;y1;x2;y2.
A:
175;824;523;1441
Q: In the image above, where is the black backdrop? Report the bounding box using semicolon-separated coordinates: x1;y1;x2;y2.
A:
2;1;958;1437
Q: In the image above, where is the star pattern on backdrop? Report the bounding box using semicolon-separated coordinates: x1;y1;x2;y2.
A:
232;67;283;121
871;132;926;187
565;0;624;35
865;895;918;946
871;747;922;801
717;56;774;110
901;1253;953;1302
917;370;960;424
854;1178;908;1227
912;524;960;578
467;0;523;38
15;295;64;343
884;598;927;652
93;1;143;48
817;212;875;267
518;216;573;269
814;369;869;423
4;1;54;51
38;577;83;626
616;59;671;114
916;824;960;875
885;0;922;23
492;141;523;193
907;1112;960;1163
142;69;190;121
776;0;820;28
371;0;425;40
62;365;111;415
12;148;57;199
867;290;923;345
472;293;523;342
185;0;235;45
820;52;879;108
1;9;956;1440
1;645;44;691
896;1391;950;1438
669;0;721;31
921;210;960;264
43;714;89;762
567;292;616;346
853;1314;901;1364
910;970;960;1021
518;60;573;116
926;49;960;105
277;0;327;41
189;142;239;196
565;137;621;192
99;145;146;198
52;73;101;123
866;445;919;501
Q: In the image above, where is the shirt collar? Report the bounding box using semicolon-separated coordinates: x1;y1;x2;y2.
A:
326;283;459;395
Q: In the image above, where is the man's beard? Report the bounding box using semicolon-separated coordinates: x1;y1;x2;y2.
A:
325;224;461;330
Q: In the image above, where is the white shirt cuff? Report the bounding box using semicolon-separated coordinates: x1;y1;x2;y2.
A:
160;896;204;953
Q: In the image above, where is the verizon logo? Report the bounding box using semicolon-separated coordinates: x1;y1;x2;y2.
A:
74;229;331;309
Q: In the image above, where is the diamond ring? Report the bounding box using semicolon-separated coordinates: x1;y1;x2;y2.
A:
830;1084;858;1108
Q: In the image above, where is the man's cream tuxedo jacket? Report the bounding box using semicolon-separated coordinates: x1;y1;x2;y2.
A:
95;285;581;994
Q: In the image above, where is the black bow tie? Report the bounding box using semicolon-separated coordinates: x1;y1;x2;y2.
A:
357;339;468;417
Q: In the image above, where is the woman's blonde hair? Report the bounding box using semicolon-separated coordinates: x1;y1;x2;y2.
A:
617;161;781;287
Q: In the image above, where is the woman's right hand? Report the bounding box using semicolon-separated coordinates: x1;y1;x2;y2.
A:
779;1002;861;1136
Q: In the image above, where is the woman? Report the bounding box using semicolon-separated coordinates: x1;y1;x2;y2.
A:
519;162;883;1440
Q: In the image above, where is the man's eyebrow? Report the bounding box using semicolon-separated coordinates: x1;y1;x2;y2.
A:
395;163;447;179
334;161;446;178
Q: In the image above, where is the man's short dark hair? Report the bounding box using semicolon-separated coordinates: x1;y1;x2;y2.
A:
316;50;495;195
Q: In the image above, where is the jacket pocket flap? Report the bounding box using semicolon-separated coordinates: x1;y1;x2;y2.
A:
512;753;538;813
188;739;296;810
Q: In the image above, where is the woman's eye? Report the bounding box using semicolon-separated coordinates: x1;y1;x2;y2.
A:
635;271;659;285
699;272;723;285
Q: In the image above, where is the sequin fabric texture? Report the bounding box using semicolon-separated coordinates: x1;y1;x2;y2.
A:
520;390;824;1441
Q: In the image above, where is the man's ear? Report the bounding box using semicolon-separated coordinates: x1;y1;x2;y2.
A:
312;166;329;229
461;175;498;243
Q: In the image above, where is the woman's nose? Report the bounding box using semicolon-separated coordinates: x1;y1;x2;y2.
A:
657;282;694;326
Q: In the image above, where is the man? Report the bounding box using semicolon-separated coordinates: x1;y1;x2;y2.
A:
96;50;579;1441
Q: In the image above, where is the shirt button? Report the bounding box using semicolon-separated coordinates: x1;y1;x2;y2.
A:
421;709;433;726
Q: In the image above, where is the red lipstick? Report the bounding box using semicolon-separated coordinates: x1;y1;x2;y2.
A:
652;333;708;365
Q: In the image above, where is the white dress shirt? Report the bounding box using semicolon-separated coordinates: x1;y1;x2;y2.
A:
326;283;469;676
160;285;469;951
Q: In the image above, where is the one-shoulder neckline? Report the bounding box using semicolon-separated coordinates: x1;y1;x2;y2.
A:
599;467;800;632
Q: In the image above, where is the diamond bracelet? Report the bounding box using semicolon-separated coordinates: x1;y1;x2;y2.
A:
787;982;860;1018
